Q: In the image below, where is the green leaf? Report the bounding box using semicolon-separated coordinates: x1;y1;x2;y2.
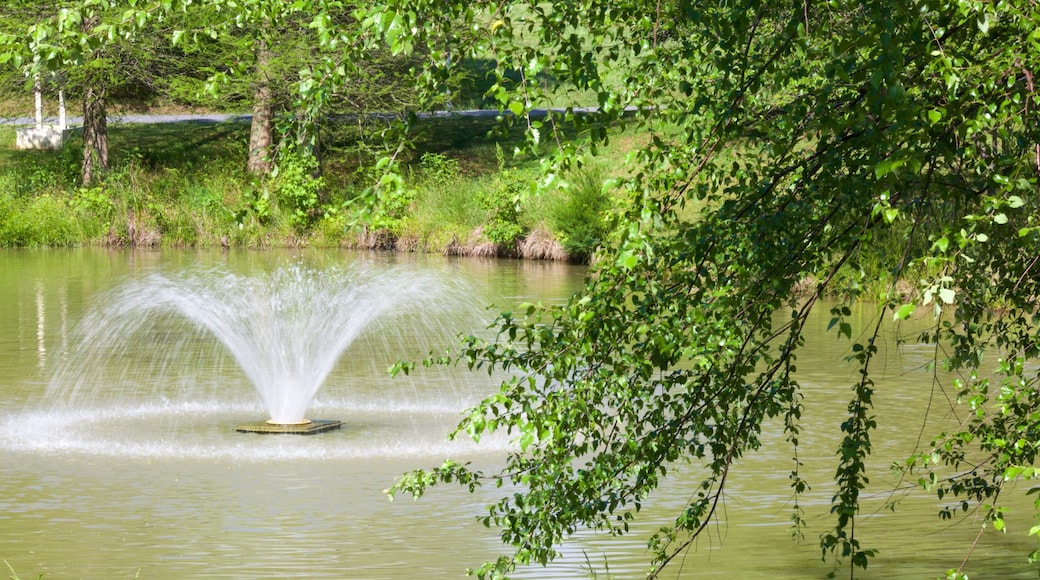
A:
617;250;639;269
839;321;852;339
894;303;916;320
874;158;904;179
977;13;990;34
311;0;1040;575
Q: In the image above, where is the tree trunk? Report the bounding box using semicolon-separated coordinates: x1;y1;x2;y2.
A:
247;33;274;175
82;84;108;186
80;12;108;186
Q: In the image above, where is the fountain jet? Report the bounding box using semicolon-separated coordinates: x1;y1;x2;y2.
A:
52;263;446;433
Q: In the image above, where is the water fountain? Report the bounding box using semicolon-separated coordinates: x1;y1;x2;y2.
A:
47;262;454;438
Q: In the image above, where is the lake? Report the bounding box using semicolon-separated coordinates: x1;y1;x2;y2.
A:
0;248;1035;578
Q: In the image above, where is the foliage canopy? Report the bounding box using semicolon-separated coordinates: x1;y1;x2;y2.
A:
0;0;420;183
373;0;1040;577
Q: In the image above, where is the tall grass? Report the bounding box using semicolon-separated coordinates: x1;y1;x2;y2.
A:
0;121;295;247
0;116;627;258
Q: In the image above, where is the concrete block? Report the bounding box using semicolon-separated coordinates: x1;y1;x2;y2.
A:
15;126;71;150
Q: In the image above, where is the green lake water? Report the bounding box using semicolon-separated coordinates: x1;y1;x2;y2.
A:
0;248;1035;578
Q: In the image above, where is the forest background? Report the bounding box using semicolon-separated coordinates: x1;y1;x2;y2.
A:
0;1;615;261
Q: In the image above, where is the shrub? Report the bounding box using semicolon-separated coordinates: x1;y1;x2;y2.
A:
313;209;349;247
344;168;416;237
479;169;527;246
549;165;613;259
71;186;115;221
0;194;80;247
480;182;525;245
269;149;325;232
69;186;114;240
418;152;460;184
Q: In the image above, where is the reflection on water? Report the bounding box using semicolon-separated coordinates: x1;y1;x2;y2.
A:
0;248;1036;579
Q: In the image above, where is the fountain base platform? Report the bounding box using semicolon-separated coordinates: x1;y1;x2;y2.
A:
235;419;342;435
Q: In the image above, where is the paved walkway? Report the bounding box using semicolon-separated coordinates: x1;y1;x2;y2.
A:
0;107;609;127
0;113;250;126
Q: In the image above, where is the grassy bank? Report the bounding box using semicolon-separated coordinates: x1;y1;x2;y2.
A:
0;115;621;261
0;115;932;302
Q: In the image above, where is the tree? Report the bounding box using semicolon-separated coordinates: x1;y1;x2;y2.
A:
246;20;274;174
0;1;194;185
15;1;155;186
7;1;283;182
0;3;62;119
78;9;108;185
1;0;417;185
0;2;106;184
177;2;308;176
161;0;421;182
364;1;1040;578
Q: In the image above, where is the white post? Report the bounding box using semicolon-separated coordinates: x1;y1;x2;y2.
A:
34;74;43;129
58;89;66;130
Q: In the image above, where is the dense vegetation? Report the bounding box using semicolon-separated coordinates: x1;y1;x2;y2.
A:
0;3;616;258
378;1;1040;579
2;1;1040;579
0;115;615;258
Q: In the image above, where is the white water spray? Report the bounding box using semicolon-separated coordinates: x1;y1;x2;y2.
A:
48;263;462;425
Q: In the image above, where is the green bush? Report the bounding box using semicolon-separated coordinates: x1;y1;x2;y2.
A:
418;152;460;184
479;169;527;245
189;184;236;230
0;118;589;252
0;192;12;234
549;165;613;259
71;186;115;221
69;186;114;240
269;149;325;232
344;167;417;237
312;210;349;247
0;193;81;247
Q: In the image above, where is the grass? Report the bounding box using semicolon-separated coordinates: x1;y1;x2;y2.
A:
0;112;634;259
0;110;925;299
